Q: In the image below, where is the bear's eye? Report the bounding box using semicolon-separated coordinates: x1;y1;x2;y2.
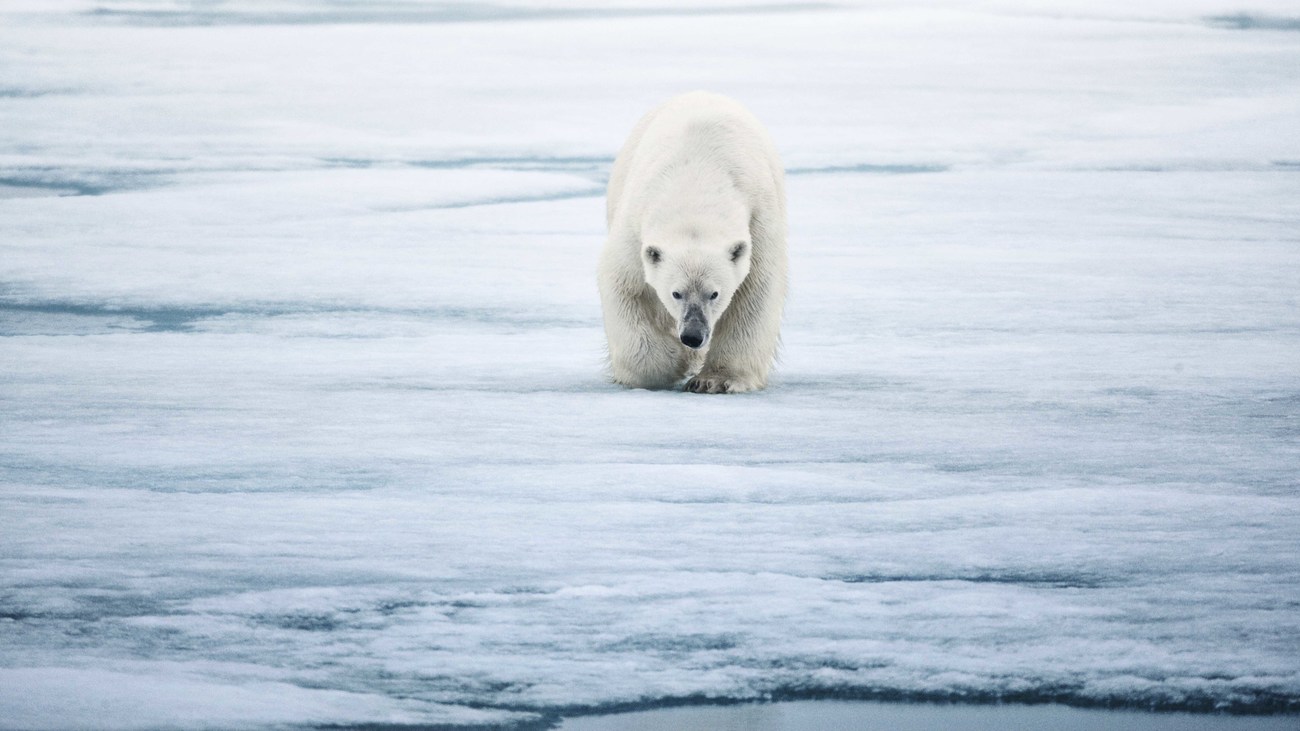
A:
672;291;683;300
730;242;747;263
710;291;719;300
644;247;661;264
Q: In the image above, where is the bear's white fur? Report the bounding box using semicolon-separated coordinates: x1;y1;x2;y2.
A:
599;91;787;394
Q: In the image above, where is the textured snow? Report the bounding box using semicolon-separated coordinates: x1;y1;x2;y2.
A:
2;1;1299;729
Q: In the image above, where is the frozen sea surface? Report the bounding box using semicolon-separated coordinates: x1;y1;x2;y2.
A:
2;1;1299;729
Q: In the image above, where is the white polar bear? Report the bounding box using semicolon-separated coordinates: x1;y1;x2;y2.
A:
599;91;787;394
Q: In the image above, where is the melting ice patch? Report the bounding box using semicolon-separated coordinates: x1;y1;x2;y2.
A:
2;1;1300;729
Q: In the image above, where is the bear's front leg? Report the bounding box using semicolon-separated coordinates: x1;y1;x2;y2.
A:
684;280;782;394
684;370;763;395
602;287;688;390
610;331;687;389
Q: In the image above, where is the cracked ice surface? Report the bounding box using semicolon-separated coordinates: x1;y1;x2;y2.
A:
2;1;1299;728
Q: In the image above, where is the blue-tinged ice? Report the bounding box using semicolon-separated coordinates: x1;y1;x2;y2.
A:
2;1;1299;728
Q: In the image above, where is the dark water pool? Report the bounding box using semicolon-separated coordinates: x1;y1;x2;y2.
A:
557;701;1298;731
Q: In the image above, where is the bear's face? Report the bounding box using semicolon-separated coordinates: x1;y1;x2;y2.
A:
641;238;751;350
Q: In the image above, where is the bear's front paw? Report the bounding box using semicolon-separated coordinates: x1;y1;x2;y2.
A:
684;375;758;394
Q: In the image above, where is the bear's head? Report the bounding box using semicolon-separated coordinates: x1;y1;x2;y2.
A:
640;224;752;351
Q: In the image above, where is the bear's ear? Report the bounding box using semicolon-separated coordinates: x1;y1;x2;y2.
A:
644;246;661;265
730;241;747;263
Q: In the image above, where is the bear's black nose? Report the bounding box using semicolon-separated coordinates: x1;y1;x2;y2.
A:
680;331;705;349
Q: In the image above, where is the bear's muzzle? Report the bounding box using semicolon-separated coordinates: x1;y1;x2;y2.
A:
679;305;709;349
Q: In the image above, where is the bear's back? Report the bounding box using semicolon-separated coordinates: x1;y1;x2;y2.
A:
607;92;782;231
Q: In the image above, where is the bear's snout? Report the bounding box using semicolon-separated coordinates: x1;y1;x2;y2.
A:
680;305;708;349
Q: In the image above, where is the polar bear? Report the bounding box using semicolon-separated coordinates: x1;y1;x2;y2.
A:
598;91;787;394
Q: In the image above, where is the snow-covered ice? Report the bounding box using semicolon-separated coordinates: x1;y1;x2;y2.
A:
2;1;1299;728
